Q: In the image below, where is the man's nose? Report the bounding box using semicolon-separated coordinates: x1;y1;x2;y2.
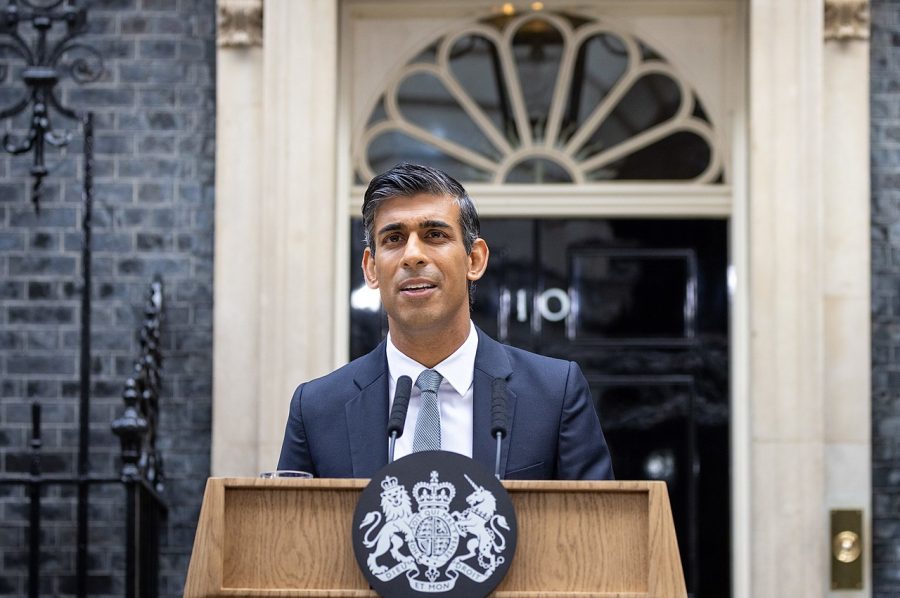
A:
401;233;427;267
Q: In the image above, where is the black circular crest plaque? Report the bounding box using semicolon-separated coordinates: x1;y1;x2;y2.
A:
351;451;518;598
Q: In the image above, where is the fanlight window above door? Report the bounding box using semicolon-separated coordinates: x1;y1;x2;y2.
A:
355;12;723;185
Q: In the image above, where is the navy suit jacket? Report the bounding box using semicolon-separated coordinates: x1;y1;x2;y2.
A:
277;327;614;480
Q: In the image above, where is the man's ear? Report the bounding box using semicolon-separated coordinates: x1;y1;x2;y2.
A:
466;238;489;282
362;247;379;289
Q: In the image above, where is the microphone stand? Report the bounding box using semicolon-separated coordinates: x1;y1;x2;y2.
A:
491;378;508;479
389;431;399;464
494;431;504;479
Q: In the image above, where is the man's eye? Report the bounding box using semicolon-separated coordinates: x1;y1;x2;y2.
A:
383;233;402;244
426;230;447;239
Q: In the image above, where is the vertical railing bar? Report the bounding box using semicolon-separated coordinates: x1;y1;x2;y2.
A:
125;482;136;598
154;491;160;598
151;490;158;598
142;486;150;597
139;485;145;597
140;485;149;598
75;111;94;598
137;485;143;597
28;403;42;598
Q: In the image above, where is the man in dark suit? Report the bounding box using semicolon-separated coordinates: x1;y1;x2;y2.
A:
278;163;613;480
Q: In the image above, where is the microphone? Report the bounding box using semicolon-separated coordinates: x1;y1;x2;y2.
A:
387;376;412;463
491;378;508;478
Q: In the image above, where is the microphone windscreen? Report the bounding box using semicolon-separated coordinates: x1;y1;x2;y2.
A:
387;375;413;437
490;378;508;437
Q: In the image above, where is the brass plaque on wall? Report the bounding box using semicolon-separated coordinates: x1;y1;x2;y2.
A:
831;509;863;590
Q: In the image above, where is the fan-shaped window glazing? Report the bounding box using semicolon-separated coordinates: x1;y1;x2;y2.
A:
356;12;723;185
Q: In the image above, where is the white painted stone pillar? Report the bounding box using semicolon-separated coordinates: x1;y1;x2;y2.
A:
256;0;338;472
748;0;827;595
213;0;264;476
213;0;338;475
823;2;871;596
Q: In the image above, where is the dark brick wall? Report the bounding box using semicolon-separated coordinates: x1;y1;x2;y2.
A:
872;1;900;595
0;1;215;596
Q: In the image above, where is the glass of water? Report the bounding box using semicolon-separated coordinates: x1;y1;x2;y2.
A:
259;470;313;479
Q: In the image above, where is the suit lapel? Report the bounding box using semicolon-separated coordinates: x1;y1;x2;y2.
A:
346;342;390;478
345;330;518;478
472;328;516;476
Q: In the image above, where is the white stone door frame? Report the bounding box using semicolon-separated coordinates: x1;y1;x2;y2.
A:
338;1;750;593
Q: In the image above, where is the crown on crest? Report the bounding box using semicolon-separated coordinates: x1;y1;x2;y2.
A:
380;476;405;496
413;470;455;510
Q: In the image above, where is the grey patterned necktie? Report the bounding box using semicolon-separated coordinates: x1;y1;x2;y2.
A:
412;369;443;452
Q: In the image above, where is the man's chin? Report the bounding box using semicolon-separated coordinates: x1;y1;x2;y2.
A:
392;313;438;331
387;309;450;334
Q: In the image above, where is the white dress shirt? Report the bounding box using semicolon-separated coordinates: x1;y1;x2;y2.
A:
387;321;478;459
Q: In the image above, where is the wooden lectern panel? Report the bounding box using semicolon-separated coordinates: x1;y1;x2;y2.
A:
185;479;685;597
186;478;371;597
224;484;366;590
499;486;648;593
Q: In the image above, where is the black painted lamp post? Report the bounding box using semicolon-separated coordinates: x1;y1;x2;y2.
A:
1;2;98;597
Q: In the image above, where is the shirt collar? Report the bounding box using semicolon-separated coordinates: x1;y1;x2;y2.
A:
386;322;478;396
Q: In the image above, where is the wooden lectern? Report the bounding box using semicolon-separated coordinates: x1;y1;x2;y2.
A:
185;478;686;597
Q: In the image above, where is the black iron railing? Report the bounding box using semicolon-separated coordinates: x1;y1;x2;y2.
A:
0;279;168;598
113;278;167;598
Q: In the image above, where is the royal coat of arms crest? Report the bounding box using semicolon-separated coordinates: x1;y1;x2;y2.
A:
352;452;516;596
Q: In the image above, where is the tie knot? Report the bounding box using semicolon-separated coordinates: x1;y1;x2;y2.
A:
415;369;443;394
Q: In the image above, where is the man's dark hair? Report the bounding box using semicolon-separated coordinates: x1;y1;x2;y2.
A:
362;163;480;255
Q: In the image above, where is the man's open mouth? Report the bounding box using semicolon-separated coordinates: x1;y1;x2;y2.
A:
400;281;437;295
401;283;436;291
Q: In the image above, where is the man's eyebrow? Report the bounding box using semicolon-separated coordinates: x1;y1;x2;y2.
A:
376;219;451;236
419;219;451;229
376;222;403;236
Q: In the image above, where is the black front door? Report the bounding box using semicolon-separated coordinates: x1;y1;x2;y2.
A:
349;217;730;598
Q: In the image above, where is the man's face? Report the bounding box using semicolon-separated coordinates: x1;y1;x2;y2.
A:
362;193;489;338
